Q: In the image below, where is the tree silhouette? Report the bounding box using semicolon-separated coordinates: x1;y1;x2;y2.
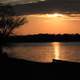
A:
0;16;26;37
0;4;26;58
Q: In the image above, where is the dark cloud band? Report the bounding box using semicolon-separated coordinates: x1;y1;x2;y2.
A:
0;0;80;16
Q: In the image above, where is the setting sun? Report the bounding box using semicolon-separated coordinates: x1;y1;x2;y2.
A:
47;13;64;17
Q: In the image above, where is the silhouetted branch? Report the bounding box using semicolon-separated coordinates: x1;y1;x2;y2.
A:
0;4;27;37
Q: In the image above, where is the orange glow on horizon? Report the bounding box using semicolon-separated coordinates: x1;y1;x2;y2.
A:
15;13;80;35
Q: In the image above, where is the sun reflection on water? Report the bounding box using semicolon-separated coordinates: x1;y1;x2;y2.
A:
52;42;60;60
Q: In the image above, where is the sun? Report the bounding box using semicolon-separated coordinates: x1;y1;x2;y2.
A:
53;13;64;17
29;13;65;18
46;13;64;17
44;13;65;22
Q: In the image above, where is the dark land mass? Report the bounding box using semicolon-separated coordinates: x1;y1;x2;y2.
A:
2;34;80;43
0;55;80;78
0;56;80;79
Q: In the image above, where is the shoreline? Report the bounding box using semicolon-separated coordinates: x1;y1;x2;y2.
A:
0;56;80;64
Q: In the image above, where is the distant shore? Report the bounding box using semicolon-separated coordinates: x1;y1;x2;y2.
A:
1;34;80;43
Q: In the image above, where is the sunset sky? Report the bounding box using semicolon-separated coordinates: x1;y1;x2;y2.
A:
15;13;80;35
1;0;80;35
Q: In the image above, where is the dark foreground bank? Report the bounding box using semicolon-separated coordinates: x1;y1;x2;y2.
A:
0;54;80;79
0;55;80;65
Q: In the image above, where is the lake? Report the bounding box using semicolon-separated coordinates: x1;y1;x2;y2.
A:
3;42;80;63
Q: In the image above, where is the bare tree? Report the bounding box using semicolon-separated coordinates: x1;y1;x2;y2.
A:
0;16;26;37
0;4;26;57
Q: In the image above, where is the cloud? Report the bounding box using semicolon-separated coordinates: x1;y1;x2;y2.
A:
0;0;80;4
12;0;80;15
0;0;80;15
0;0;45;4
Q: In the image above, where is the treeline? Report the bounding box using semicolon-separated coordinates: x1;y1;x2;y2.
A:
2;34;80;43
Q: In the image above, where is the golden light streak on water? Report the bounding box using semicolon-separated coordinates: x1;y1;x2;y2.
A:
52;42;60;60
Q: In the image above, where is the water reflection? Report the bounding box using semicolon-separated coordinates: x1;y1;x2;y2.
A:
3;42;80;63
53;42;60;60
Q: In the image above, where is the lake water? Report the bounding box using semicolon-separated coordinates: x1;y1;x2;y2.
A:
3;42;80;63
